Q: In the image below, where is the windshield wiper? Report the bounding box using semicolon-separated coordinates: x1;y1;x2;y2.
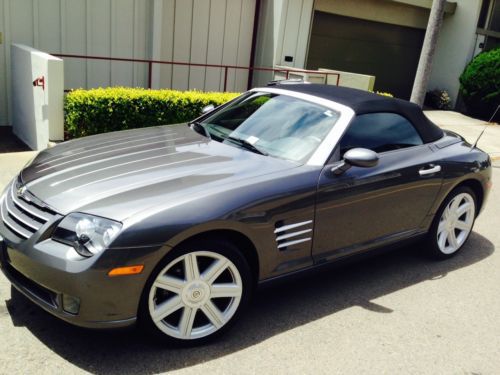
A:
190;121;211;139
226;136;268;156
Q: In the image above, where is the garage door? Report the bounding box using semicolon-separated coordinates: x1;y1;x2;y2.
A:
307;12;425;99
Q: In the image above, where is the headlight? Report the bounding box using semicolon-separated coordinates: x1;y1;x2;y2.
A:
52;213;122;257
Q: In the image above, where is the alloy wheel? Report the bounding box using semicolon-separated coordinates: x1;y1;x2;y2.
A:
436;192;475;255
148;250;243;340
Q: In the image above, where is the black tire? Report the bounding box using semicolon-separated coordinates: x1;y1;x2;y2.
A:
138;238;253;346
426;186;477;260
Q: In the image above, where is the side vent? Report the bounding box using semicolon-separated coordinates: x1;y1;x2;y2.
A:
274;220;313;250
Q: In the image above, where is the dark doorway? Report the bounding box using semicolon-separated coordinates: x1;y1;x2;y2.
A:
307;12;425;99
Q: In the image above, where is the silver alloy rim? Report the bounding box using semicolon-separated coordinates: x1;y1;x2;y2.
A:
437;193;475;254
148;251;243;340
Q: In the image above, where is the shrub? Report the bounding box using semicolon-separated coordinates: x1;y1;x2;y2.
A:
459;48;500;120
64;87;239;138
375;91;393;97
368;91;393;97
425;89;452;110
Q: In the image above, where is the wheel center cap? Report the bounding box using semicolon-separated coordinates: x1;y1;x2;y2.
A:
182;281;210;307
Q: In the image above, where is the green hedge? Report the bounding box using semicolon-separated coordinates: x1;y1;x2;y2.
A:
64;87;239;138
459;48;500;120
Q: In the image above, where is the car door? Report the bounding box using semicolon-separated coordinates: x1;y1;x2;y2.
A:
313;112;443;262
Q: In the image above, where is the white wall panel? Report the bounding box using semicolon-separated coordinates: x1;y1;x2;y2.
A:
295;0;314;68
0;0;254;126
37;0;62;53
205;0;227;91
172;0;193;91
132;0;151;88
111;0;134;87
158;0;256;92
252;0;313;87
158;0;175;89
235;0;256;91
9;0;34;46
274;0;288;68
86;0;111;88
62;0;87;90
189;0;210;90
275;0;313;68
222;0;243;91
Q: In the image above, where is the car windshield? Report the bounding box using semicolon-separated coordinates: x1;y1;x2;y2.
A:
199;92;340;163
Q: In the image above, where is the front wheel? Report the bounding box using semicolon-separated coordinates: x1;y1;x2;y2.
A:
427;186;477;259
139;240;252;345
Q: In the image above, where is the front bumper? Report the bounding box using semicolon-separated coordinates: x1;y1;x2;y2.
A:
0;233;164;329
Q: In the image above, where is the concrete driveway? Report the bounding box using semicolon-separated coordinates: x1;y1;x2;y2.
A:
0;154;499;374
425;110;500;160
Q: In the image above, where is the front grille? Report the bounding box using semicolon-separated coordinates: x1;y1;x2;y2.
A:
1;181;57;240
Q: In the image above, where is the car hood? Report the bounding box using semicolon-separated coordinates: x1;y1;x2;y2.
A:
21;124;298;221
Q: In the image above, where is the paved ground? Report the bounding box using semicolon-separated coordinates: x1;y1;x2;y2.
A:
0;163;499;374
425;110;500;160
0;120;499;374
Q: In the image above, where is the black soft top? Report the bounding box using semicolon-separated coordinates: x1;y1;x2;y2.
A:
274;83;444;143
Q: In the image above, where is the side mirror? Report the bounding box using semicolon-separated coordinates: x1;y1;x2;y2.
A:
344;148;379;168
201;104;215;114
331;148;379;175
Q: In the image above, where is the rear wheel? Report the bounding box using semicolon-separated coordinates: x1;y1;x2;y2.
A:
427;186;477;259
139;239;252;345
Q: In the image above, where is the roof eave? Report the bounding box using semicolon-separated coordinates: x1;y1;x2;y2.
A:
389;0;457;15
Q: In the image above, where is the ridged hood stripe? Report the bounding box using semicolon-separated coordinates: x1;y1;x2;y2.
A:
26;141;203;188
49;149;194;187
36;136;186;173
65;155;216;193
37;131;176;166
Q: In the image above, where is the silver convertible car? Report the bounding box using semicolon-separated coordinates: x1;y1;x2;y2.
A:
0;83;492;344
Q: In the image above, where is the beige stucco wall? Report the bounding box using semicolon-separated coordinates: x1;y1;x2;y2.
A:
314;0;430;29
429;0;483;106
319;68;375;91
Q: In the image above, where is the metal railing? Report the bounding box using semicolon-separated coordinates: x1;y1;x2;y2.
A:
51;53;340;92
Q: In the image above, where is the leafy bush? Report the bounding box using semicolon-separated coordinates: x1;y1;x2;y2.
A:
459;48;500;120
64;87;239;138
375;91;393;97
64;86;396;139
425;89;452;110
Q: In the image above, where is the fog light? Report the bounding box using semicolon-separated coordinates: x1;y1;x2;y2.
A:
62;294;80;315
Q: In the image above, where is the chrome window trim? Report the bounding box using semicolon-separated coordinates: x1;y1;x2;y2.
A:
249;87;355;167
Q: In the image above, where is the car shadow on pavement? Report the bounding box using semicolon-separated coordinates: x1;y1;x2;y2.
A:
4;232;494;375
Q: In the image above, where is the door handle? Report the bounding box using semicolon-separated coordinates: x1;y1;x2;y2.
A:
419;165;441;176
